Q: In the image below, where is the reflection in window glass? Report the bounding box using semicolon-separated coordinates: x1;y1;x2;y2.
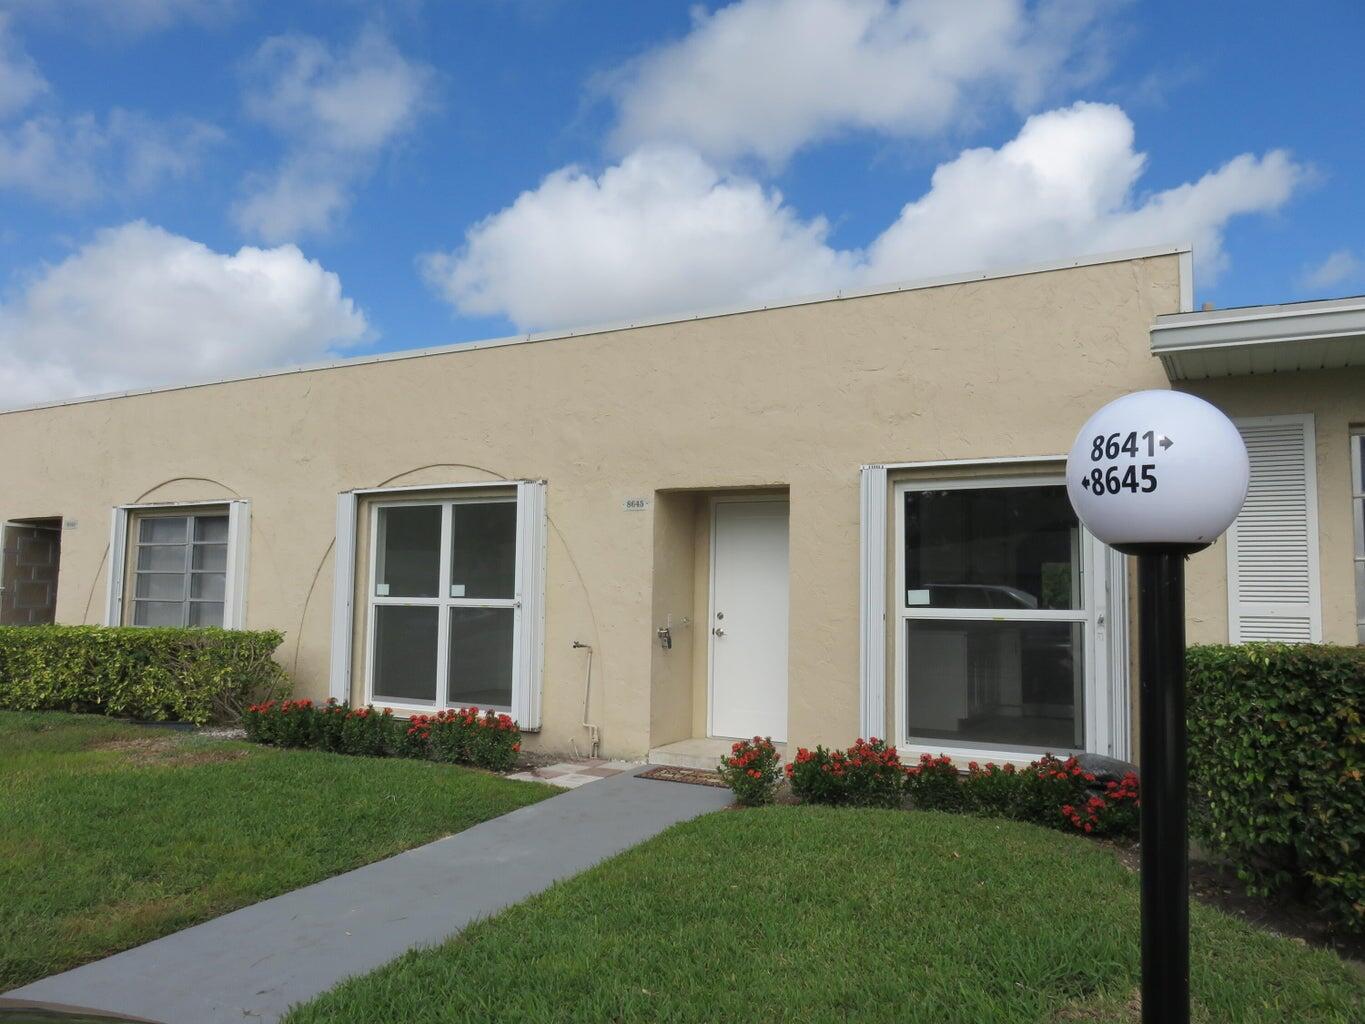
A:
448;607;514;709
904;486;1081;610
450;502;516;599
376;505;442;597
373;605;439;703
906;619;1084;753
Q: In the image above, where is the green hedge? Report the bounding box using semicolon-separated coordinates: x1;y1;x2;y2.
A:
1187;643;1364;933
0;625;289;725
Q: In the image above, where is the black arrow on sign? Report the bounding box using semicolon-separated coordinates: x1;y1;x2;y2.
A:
1159;436;1173;451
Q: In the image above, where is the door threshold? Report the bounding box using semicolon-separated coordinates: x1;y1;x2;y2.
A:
647;737;787;771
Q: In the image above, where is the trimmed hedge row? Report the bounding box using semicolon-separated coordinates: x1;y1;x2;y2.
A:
1187;643;1363;934
243;699;523;772
0;625;288;725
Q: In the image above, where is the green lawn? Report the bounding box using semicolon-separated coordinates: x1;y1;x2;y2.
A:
285;806;1363;1024
0;711;558;990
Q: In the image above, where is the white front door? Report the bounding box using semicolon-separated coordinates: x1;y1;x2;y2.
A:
710;499;789;741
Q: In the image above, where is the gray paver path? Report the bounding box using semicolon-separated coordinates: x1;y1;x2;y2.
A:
7;768;730;1024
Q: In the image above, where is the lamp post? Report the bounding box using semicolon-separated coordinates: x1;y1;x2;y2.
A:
1066;390;1249;1024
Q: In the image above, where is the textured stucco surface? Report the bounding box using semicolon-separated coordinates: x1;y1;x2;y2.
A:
0;253;1195;757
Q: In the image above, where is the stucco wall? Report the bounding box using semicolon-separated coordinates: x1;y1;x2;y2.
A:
0;252;1183;757
1182;367;1365;646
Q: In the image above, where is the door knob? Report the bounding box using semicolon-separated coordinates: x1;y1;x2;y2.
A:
712;627;726;637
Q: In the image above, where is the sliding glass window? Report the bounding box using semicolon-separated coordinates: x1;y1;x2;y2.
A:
368;498;518;711
898;480;1088;755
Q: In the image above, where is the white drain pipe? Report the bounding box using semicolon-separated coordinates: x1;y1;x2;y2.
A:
571;641;600;758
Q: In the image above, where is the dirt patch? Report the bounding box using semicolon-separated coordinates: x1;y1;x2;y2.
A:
1108;845;1364;964
88;735;252;768
1053;989;1140;1022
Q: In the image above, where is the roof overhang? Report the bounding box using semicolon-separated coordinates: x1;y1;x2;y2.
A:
1151;295;1365;381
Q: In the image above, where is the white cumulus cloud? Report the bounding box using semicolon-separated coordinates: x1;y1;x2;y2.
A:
0;109;221;205
1299;249;1362;293
425;103;1306;331
607;0;1111;165
422;146;854;328
235;28;434;242
0;0;241;36
862;102;1304;283
0;13;43;117
0;221;369;409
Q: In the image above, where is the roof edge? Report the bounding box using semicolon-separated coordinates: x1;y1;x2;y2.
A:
2;242;1191;417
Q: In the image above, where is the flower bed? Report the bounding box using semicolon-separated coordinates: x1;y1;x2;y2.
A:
244;699;522;772
728;738;1141;842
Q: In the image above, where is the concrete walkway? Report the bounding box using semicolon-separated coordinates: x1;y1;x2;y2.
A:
7;768;730;1024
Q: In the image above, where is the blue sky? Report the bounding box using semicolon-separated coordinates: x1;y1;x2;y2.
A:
0;0;1361;408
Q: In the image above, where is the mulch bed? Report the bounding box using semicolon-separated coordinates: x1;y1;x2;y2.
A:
1109;844;1364;966
636;765;729;788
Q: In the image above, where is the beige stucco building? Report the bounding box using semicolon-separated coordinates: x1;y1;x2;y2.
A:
2;244;1361;765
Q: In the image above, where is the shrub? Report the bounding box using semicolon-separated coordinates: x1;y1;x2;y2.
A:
960;760;1022;818
339;705;394;757
424;707;523;771
717;736;782;806
243;698;320;747
466;709;523;772
841;738;906;808
786;745;847;805
1060;771;1140;838
245;700;524;773
1014;754;1092;829
784;739;905;808
0;625;288;725
1187;643;1364;934
905;753;963;811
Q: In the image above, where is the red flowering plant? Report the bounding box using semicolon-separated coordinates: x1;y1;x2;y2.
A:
339;704;394;757
904;753;964;811
243;698;317;748
312;698;351;752
427;707;523;771
842;738;906;808
1061;771;1140;838
785;745;847;805
1014;754;1092;828
960;761;1023;818
242;697;524;773
718;736;782;806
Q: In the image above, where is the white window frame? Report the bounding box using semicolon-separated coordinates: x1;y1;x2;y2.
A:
891;472;1119;764
365;496;519;715
1352;431;1364;645
330;481;546;728
105;499;250;629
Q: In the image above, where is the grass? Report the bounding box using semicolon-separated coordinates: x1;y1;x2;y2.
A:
0;711;558;990
284;805;1363;1024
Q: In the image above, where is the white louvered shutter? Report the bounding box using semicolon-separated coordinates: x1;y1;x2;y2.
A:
1225;415;1322;642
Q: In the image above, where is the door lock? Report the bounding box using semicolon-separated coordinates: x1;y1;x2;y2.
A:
712;627;726;637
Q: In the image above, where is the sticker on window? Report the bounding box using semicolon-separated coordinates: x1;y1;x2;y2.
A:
376;583;390;596
906;589;931;606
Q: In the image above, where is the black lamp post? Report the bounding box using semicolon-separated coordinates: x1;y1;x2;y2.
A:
1066;390;1249;1024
